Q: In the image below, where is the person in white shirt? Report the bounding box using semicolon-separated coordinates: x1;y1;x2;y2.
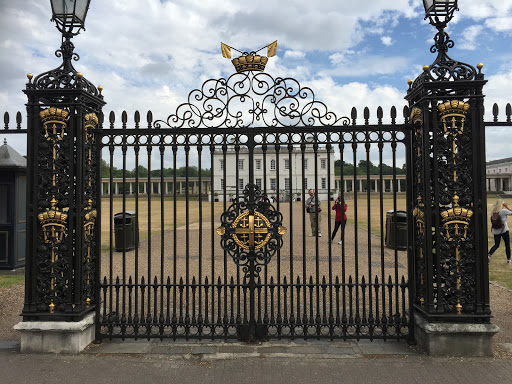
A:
488;199;512;265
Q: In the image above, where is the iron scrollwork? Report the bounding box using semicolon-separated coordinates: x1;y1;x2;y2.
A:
83;113;99;308
216;183;286;278
436;100;476;315
37;107;71;313
27;36;100;97
155;71;350;129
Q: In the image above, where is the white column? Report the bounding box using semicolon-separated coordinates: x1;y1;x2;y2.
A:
398;179;401;193
129;183;132;195
344;180;347;193
143;182;147;195
179;182;183;194
359;179;363;192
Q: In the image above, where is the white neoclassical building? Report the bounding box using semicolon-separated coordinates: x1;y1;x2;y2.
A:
486;157;512;194
212;145;335;202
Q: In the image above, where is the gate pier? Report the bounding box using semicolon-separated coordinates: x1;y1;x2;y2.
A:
405;4;498;356
15;8;105;353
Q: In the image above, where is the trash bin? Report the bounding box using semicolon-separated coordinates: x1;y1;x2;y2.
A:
385;210;407;250
114;211;139;252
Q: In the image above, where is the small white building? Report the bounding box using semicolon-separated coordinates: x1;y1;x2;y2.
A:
212;144;335;202
486;157;512;194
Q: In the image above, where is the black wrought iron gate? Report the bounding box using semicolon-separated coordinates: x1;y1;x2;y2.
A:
95;72;414;342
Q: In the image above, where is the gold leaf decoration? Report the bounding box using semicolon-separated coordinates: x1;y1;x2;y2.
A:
221;42;232;59
267;40;278;57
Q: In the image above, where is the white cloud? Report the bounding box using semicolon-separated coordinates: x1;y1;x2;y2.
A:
323;54;410;77
284;50;306;59
458;25;484;50
484;16;512;32
381;36;393;46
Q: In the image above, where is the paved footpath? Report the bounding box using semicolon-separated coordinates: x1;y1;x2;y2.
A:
1;339;511;384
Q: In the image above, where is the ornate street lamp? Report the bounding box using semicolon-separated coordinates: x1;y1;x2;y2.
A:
420;0;475;82
50;0;91;36
423;0;458;29
28;0;98;94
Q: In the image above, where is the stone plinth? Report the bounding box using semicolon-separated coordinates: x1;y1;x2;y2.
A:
14;312;95;354
414;312;499;356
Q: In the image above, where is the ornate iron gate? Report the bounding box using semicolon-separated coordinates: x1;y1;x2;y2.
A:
95;70;414;342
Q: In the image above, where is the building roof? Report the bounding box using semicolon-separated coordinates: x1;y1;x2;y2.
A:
0;139;27;170
487;157;512;166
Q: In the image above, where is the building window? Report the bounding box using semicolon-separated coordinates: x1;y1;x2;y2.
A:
304;178;308;189
220;160;224;171
238;178;244;190
256;159;261;170
271;159;276;170
321;159;326;170
284;159;290;170
284;178;290;190
270;178;276;190
238;160;244;170
321;177;326;189
256;178;262;189
220;179;225;189
303;159;308;170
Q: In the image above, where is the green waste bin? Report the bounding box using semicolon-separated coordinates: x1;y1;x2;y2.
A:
114;211;139;252
385;210;407;250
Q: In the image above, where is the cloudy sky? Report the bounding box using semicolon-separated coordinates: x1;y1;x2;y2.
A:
1;0;511;165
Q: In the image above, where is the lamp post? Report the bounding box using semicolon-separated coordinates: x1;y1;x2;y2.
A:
20;0;104;343
29;0;98;94
420;0;475;81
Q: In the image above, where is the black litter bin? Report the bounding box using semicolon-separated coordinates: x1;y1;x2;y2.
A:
385;210;407;250
114;211;139;252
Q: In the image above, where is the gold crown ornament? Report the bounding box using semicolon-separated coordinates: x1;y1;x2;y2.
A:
437;100;470;118
221;41;277;73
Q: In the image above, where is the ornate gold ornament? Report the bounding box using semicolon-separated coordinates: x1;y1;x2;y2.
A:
38;198;68;314
410;107;422;125
39;107;70;313
440;195;473;315
221;41;277;73
84;113;98;308
438;100;470;183
413;196;425;236
217;210;286;251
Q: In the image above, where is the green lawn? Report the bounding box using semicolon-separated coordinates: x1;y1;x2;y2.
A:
0;275;24;290
487;194;512;289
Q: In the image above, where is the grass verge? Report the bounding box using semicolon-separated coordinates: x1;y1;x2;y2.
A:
0;275;24;290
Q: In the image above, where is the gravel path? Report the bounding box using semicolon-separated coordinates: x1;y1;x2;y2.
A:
1;204;511;356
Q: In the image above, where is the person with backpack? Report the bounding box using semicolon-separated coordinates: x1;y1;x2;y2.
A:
488;199;512;264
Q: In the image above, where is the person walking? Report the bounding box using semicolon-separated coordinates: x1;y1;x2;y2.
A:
306;188;322;237
331;197;347;244
488;199;512;264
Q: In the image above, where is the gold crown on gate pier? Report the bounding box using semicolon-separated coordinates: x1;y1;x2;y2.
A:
437;100;470;117
440;206;473;224
410;107;422;125
85;113;99;126
39;107;69;123
221;41;277;73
